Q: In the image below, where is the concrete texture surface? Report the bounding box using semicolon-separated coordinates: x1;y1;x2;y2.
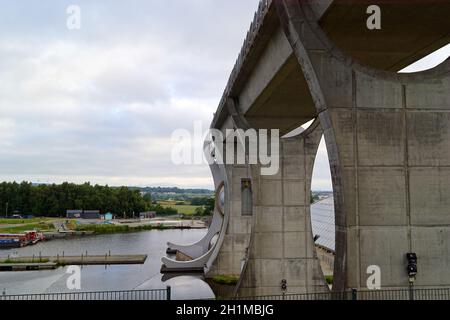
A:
206;0;450;296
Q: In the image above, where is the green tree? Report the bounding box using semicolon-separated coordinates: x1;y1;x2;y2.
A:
0;181;155;218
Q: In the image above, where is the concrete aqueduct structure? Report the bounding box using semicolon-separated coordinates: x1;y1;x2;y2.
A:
162;0;450;297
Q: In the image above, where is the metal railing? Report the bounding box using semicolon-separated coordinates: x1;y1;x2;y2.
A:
0;287;171;301
3;286;450;301
236;287;450;301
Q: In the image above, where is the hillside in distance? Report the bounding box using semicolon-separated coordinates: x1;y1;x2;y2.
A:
139;186;213;195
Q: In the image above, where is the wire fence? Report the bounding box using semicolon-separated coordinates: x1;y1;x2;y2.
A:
237;287;450;301
0;287;171;301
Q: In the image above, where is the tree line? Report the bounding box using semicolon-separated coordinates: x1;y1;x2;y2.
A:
0;182;153;218
193;198;215;216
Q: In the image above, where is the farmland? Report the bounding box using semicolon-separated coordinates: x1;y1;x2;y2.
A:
157;200;202;215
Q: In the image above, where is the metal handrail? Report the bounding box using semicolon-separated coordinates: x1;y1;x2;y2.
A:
0;287;171;301
234;287;450;301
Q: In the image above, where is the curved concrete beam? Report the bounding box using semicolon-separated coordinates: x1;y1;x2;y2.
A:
166;210;223;260
166;162;224;259
161;157;230;273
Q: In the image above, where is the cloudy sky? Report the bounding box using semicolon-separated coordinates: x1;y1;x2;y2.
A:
0;1;449;190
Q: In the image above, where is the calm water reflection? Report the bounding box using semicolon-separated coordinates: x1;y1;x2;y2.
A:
0;229;214;300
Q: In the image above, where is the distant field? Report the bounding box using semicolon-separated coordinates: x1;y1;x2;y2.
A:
172;205;201;215
0;218;52;225
152;192;214;201
157;201;202;215
158;200;182;206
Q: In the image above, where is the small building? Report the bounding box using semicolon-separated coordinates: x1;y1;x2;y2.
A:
139;211;156;220
82;210;101;219
66;210;101;219
67;210;83;219
103;212;113;221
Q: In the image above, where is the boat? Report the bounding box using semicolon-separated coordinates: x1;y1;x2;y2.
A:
0;238;22;249
0;231;44;249
22;231;45;245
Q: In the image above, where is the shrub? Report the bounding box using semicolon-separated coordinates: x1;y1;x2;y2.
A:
212;275;239;286
325;275;334;285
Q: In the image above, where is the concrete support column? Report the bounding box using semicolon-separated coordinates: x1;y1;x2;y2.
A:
236;120;328;297
207;164;252;278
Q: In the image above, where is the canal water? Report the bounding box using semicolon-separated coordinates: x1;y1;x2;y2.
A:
0;229;215;300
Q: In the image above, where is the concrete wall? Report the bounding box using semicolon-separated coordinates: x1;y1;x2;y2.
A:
316;246;334;277
237;121;329;297
207;164;252;278
276;0;450;291
238;26;293;116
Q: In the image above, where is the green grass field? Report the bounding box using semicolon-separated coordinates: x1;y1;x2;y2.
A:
0;217;58;234
171;205;202;215
157;201;203;215
0;218;52;225
0;222;55;234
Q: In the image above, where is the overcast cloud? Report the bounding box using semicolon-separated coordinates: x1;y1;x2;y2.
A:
0;1;449;190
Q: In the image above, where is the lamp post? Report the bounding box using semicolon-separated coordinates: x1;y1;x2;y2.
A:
406;253;417;301
281;279;287;300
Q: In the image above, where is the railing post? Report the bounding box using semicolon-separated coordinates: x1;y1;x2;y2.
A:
409;283;414;301
166;286;171;301
351;288;358;301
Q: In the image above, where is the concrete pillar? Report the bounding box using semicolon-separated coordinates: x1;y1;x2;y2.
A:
236;120;329;297
207;163;253;278
276;0;450;291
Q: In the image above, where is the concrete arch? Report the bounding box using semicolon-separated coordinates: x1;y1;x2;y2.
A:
278;0;450;81
276;0;450;292
208;98;329;297
274;0;349;292
202;0;450;296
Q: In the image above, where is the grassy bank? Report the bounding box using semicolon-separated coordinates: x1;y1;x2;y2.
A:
2;258;50;264
0;222;55;234
75;223;169;235
0;218;52;225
